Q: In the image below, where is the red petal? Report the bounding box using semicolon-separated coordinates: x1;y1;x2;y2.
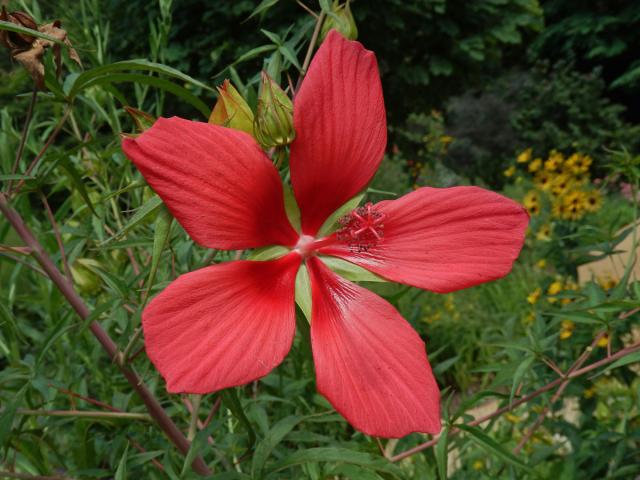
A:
143;254;300;393
122;117;297;250
290;30;387;236
308;257;441;437
320;187;529;293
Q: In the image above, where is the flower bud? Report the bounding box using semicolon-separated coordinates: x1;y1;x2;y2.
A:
254;71;295;149
321;1;358;41
0;7;38;51
71;258;102;295
208;80;254;136
124;106;156;132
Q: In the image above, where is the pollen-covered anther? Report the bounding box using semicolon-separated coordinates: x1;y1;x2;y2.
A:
336;202;385;252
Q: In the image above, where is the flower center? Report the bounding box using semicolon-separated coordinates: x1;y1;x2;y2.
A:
336;202;385;253
294;234;316;257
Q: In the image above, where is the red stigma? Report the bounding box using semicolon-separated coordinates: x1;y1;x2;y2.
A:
336;202;385;252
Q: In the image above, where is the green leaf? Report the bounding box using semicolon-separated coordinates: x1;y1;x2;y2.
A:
69;59;215;98
252;415;303;478
99;195;163;246
435;426;449;480
267;447;402;478
283;184;301;232
248;245;289;261
114;444;129;480
295;264;312;321
247;0;280;21
0;386;26;446
59;157;98;216
510;355;534;404
317;192;365;237
0;174;35;181
75;73;211;117
221;389;256;457
0;20;64;44
319;256;387;283
457;425;533;473
142;206;173;306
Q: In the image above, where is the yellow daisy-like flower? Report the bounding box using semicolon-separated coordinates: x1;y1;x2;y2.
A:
536;259;547;269
597;333;609;348
503;165;516;177
562;190;587;221
544;151;563;172
585;190;601;212
528;157;543;173
527;287;541;305
522;190;540;215
473;460;485;470
536;224;552;241
550;174;571;197
440;134;454;145
535;172;553;191
517;148;532;163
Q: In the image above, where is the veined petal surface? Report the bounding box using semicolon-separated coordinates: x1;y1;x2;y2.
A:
143;254;300;393
308;257;441;438
122;117;297;250
320;186;529;293
290;30;387;236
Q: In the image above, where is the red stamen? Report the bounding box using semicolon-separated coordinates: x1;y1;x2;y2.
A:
336;202;385;252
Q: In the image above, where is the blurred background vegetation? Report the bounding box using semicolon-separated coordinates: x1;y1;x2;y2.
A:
1;0;639;478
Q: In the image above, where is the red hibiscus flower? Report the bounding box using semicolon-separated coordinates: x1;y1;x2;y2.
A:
121;31;528;438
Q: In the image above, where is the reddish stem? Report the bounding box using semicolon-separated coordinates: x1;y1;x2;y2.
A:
0;192;211;477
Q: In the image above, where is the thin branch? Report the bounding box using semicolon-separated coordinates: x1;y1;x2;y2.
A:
296;0;319;18
389;340;640;462
15;409;152;421
10;108;72;198
7;87;39;192
40;192;72;283
0;245;32;254
0;252;47;277
0;192;211;477
295;10;326;93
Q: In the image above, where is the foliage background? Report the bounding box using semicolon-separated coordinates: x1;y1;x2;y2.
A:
1;0;639;479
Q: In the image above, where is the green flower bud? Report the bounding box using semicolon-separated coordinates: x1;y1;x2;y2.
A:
124;106;156;132
71;258;102;296
254;71;295;149
321;1;358;41
209;80;254;135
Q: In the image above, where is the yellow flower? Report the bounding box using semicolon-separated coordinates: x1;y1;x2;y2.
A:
527;288;541;304
583;386;596;399
585;190;601;212
597;334;609;348
517;148;532;163
522;190;540;215
548;281;563;296
472;460;484;470
528;157;542;172
598;275;617;290
535;172;553;191
536;224;552;241
562;190;587;221
503;165;516;177
559;320;575;340
440;135;454;145
544;151;563;172
536;259;547;269
550;174;571;196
